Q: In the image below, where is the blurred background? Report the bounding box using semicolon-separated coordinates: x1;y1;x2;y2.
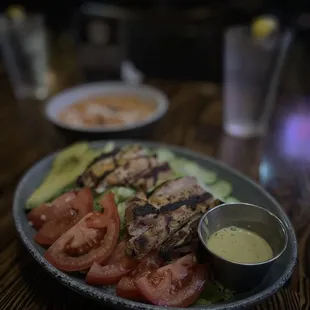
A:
0;0;309;85
2;3;310;309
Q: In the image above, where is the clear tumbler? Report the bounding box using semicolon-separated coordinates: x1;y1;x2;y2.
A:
223;26;290;138
0;14;49;100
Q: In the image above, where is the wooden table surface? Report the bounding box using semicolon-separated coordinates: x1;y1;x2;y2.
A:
1;35;310;310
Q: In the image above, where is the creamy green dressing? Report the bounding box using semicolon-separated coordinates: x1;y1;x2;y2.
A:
207;226;273;264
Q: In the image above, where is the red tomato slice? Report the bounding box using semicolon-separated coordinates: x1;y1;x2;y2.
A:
44;193;120;272
136;254;207;307
86;240;137;285
107;240;129;264
28;189;91;228
34;216;74;246
116;251;162;300
100;192;119;219
29;188;93;246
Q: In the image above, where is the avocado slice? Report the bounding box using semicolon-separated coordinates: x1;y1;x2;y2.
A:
25;142;95;209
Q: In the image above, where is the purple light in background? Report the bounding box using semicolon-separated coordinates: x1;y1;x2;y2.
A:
281;114;310;161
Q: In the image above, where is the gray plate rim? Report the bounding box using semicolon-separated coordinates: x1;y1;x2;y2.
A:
13;140;298;310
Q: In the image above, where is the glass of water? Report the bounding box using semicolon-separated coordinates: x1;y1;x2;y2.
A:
223;26;291;138
0;14;49;100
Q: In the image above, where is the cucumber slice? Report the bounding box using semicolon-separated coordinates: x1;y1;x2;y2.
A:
101;142;115;153
184;161;217;184
91;142;116;158
225;196;240;203
169;158;217;185
169;158;186;177
209;181;232;200
117;201;127;230
110;187;136;204
155;148;176;163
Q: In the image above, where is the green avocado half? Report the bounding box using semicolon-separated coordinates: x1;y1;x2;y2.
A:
25;142;97;209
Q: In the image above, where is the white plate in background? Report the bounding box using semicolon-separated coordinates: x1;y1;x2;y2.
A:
45;82;169;133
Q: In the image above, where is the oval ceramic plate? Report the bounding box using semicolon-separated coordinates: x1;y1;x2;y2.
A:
45;82;169;133
13;140;297;310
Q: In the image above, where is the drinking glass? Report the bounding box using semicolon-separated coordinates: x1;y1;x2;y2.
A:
223;26;292;138
0;14;49;100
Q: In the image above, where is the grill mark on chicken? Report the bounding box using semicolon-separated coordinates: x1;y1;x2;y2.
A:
87;148;120;170
77;148;120;186
132;203;158;217
125;195;157;238
122;161;130;170
120;156;161;185
135;235;148;251
77;147;133;188
112;155;118;168
128;159;170;182
103;156;158;187
158;215;201;260
131;192;212;219
103;157;173;192
159;192;212;213
141;162;171;185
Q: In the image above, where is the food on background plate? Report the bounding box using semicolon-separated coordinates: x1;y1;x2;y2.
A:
58;94;157;128
25;142;240;307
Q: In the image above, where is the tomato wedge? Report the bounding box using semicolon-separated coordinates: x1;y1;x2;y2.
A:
28;188;93;246
34;216;75;246
44;193;120;271
116;251;162;300
86;240;137;285
136;254;207;307
28;191;75;228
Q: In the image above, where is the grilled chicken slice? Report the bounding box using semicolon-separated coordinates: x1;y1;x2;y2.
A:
126;204;202;257
126;177;210;226
77;145;147;188
98;156;173;192
150;176;201;199
125;177;220;259
77;145;173;192
158;196;221;260
125;177;202;243
125;195;152;238
158;214;201;260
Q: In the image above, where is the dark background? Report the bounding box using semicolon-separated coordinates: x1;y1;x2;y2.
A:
1;0;309;30
1;0;309;82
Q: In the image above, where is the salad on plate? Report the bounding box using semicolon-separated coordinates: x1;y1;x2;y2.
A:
25;142;237;307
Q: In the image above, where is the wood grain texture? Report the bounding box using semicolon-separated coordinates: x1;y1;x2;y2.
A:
0;36;309;310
